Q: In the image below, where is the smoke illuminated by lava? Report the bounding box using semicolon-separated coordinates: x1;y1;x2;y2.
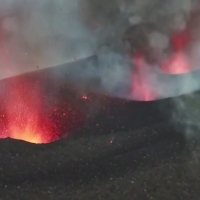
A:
1;1;200;113
1;0;200;144
162;52;191;75
131;54;156;101
161;7;200;75
161;29;192;74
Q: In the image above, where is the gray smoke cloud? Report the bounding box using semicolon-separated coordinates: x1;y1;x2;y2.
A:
1;0;200;102
0;0;96;79
73;0;200;101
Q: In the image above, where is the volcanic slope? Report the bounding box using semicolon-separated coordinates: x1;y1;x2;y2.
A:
0;94;199;199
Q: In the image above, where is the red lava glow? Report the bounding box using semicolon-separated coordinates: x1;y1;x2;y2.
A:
0;77;84;144
5;80;52;144
162;52;191;74
161;29;193;74
172;30;191;52
131;54;156;101
130;27;196;100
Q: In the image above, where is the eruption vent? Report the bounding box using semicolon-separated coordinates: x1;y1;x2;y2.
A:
5;79;54;144
0;75;85;144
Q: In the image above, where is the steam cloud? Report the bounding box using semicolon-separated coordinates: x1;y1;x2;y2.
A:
1;0;200;102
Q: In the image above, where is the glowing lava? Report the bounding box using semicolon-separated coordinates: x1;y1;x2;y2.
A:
0;75;85;144
9;123;44;144
3;78;55;144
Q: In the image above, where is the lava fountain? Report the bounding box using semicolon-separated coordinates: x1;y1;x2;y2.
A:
0;73;85;144
5;79;53;144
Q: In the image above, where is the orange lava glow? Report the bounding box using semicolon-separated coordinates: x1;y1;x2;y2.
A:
0;76;85;144
9;124;44;144
4;79;55;144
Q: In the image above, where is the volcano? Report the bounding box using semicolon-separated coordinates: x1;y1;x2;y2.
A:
0;65;89;144
1;53;200;143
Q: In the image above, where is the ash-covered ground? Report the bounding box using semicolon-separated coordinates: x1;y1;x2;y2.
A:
0;93;200;200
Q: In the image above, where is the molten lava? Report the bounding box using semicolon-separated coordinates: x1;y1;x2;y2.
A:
3;79;56;144
0;76;85;144
9;123;45;144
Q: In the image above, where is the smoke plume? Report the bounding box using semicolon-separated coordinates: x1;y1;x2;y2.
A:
1;0;200;102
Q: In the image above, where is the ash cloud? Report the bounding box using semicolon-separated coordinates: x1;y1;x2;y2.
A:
78;0;200;101
1;0;200;102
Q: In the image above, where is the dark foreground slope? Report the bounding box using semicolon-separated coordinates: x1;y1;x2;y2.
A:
0;93;199;200
0;121;195;200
